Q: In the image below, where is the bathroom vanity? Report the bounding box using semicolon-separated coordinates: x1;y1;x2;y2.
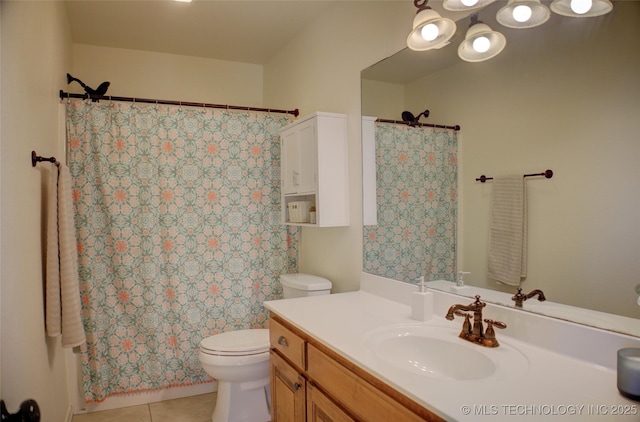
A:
264;273;640;421
269;315;440;421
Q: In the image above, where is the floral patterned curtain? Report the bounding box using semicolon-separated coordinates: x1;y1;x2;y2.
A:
363;122;457;283
66;100;299;402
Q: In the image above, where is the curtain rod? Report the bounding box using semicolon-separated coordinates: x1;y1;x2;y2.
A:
376;118;461;131
59;90;299;117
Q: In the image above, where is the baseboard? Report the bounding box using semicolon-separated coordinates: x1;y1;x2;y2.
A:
72;382;217;415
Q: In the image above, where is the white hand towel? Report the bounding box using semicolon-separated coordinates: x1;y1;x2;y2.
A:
487;175;527;286
46;165;61;337
46;164;86;348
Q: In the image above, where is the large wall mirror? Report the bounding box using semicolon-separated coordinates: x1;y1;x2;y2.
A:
361;1;639;336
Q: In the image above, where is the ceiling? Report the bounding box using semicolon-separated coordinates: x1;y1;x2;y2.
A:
64;0;342;65
63;0;473;83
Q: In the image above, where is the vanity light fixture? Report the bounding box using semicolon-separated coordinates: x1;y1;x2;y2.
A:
550;0;613;17
496;0;551;28
407;0;457;51
443;0;498;11
458;14;506;62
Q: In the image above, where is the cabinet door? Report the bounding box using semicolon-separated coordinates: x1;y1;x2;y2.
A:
281;119;316;195
281;128;300;195
271;351;306;422
307;344;432;421
307;383;355;422
295;119;317;194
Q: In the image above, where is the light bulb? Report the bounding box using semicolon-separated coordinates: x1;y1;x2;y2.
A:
472;36;490;53
570;0;592;14
461;0;479;6
513;4;533;22
421;23;439;41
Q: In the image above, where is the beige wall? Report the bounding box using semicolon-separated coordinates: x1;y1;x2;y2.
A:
1;1;74;421
361;79;405;120
71;45;264;107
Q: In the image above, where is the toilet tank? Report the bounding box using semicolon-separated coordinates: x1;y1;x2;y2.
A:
280;273;332;299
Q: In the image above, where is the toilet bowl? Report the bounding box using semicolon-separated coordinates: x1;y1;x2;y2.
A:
198;329;270;422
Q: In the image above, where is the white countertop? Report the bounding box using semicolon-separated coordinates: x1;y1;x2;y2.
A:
264;275;640;421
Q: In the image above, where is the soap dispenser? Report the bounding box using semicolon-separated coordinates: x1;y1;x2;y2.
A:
411;276;433;321
450;271;470;293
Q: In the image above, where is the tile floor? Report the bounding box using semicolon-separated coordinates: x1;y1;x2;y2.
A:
71;393;216;422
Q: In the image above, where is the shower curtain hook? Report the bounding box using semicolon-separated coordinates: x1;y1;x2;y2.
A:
202;103;207;114
66;92;71;104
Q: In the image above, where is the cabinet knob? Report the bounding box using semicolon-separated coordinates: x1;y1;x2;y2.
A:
294;382;302;391
277;335;289;348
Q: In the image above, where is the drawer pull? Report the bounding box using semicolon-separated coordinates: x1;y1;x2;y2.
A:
278;335;289;348
294;382;302;390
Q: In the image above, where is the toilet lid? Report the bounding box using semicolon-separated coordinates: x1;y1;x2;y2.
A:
200;329;270;355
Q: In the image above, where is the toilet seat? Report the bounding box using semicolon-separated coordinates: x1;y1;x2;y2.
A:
200;329;269;356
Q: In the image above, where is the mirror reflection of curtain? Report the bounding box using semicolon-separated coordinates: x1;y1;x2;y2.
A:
363;123;457;283
65;100;299;402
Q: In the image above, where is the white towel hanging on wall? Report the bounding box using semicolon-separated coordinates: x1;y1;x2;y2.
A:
45;164;86;348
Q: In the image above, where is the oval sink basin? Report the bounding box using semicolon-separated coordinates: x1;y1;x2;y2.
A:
362;324;529;381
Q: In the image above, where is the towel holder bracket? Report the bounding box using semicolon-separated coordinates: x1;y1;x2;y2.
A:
32;150;59;167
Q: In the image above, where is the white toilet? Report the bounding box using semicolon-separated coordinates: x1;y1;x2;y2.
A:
198;273;331;422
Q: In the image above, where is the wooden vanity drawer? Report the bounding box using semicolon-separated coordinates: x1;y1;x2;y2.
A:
307;343;443;422
270;316;306;370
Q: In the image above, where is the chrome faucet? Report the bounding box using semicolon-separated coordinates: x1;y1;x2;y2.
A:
445;295;506;348
511;287;546;308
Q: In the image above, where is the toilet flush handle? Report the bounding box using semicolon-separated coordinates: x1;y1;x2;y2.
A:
278;336;289;348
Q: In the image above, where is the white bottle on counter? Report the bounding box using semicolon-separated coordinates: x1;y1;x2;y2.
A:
411;276;433;321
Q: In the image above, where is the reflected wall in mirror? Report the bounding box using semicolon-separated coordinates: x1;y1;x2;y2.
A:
362;1;639;329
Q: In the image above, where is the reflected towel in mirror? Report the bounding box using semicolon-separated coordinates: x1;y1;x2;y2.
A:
487;175;527;286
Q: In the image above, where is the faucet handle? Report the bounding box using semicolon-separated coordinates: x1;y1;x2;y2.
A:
482;319;506;347
512;288;525;307
483;319;506;329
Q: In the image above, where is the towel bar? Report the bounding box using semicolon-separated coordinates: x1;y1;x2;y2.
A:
476;169;553;183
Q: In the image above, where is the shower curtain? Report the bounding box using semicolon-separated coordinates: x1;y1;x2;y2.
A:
65;99;299;402
363;122;457;283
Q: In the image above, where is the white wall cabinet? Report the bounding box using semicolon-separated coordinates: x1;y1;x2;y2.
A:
280;112;349;227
